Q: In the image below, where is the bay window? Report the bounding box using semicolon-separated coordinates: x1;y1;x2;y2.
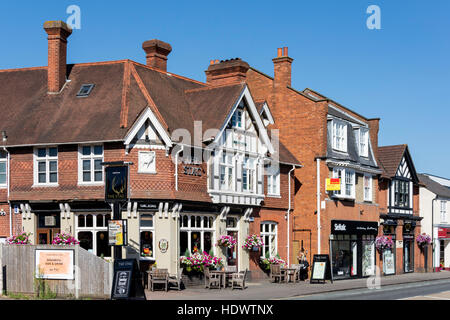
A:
79;145;104;184
332;168;355;199
394;180;410;208
332;120;347;152
34;147;58;185
0;151;6;187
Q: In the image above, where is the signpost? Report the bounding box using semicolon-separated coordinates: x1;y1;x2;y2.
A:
310;254;332;284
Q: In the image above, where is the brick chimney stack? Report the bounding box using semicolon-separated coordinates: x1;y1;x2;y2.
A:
205;58;249;86
43;21;72;93
142;39;172;72
273;47;293;88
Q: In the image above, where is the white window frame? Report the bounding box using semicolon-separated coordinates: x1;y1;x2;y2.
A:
78;145;104;185
219;151;235;191
0;151;6;188
243;156;256;193
75;213;111;258
179;214;216;256
231;108;244;129
332;120;347;153
140;213;155;260
261;221;278;258
359;128;369;157
332;167;355;199
267;168;280;196
441;201;447;223
364;174;373;202
33;147;58;186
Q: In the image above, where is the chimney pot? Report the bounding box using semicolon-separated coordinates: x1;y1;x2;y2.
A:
43;21;72;93
205;58;250;86
277;48;283;57
272;47;293;88
142;39;172;72
283;47;288;56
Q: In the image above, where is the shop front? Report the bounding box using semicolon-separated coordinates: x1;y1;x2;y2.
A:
330;220;378;280
403;221;416;273
381;220;397;275
437;226;450;270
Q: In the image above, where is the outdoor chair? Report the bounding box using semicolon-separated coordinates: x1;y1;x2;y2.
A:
168;268;184;291
290;264;301;283
231;269;248;290
204;268;221;289
270;264;285;283
149;268;169;292
224;265;237;286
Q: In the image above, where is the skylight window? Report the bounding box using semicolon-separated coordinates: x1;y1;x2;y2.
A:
77;84;95;97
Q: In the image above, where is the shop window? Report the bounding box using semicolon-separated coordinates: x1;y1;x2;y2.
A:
76;213;111;258
260;222;277;258
362;235;375;277
179;214;215;256
34;147;58;185
140;214;154;259
78;231;93;252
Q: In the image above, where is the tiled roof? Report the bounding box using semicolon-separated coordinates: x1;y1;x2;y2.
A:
418;174;450;199
378;145;407;178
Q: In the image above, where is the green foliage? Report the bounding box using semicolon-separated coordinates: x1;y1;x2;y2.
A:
184;248;191;257
265;250;270;259
34;268;57;300
208;249;214;256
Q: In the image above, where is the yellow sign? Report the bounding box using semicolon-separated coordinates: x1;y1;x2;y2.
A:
109;220;126;246
326;178;341;191
35;250;74;280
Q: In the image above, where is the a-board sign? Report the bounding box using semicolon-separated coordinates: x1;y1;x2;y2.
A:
108;219;128;246
105;166;128;202
111;259;137;300
310;254;332;284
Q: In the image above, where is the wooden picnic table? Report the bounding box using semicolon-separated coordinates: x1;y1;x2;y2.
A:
281;267;299;283
213;270;235;288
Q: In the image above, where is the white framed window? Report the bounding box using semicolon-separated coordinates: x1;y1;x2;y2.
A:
364;174;373;202
219;151;234;191
231;108;244;129
34;147;58;186
359;128;369;157
0;151;6;187
261;222;277;258
441;201;447;223
140;213;155;260
79;145;104;184
179;214;215;256
332;167;355;199
332;120;347;152
267;168;280;196
76;213;111;258
243;156;256;193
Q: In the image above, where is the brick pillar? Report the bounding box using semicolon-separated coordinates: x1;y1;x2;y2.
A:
43;21;72;93
142;39;172;72
272;47;293;89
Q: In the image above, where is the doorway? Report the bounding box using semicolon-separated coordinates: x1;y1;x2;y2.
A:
36;213;61;244
404;239;414;273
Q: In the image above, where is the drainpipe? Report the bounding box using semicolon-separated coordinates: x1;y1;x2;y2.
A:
174;146;184;191
432;195;439;271
316;158;321;254
287;165;295;266
2;146;11;237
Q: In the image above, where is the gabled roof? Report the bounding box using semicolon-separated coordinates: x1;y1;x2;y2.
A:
378;144;419;182
418;173;450;199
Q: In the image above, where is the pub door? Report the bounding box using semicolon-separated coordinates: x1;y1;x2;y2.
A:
36;213;61;244
227;231;238;266
37;228;60;244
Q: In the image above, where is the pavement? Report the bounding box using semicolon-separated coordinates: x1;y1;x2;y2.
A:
145;270;450;300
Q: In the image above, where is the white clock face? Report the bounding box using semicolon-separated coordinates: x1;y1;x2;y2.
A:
139;151;156;173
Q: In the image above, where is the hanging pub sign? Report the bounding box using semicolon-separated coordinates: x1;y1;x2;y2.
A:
108;219;128;246
310;254;332;284
105;166;128;202
326;178;341;191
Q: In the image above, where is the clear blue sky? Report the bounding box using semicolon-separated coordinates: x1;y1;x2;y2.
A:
1;0;449;178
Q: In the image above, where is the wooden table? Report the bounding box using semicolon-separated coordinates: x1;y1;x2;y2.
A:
282;268;299;283
213;270;235;288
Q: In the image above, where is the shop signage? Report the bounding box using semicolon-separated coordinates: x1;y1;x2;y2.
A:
438;228;450;239
105;166;128;202
310;254;332;284
183;166;202;177
35;249;74;280
159;238;169;253
138;203;158;210
326;178;341;191
331;220;378;235
108;220;128;246
44;216;56;227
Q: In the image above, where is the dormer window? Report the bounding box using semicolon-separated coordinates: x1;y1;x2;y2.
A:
359;128;369;157
77;84;95;97
332;120;347;152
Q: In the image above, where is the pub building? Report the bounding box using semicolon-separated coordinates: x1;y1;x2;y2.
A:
330;220;378;279
0;21;300;280
378;145;427;275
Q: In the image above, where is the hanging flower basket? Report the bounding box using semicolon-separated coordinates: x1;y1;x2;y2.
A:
375;235;394;253
416;233;431;249
216;235;237;249
242;234;264;251
6;232;31;245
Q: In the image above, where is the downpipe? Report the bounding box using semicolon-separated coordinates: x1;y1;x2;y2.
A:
287;165;295;266
2;146;11;237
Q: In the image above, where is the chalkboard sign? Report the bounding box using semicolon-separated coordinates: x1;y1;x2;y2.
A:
111;259;144;300
310;254;332;284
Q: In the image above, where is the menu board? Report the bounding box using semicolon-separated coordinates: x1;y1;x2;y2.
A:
35;249;74;280
108;220;127;246
310;254;332;284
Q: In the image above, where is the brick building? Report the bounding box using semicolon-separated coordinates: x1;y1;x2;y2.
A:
0;21;301;279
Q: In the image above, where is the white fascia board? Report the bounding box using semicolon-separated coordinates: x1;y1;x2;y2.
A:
328;104;368;127
259;102;275;125
124;107;172;148
214;85;274;154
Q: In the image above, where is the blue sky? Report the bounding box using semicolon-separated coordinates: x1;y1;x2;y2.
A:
0;0;449;178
